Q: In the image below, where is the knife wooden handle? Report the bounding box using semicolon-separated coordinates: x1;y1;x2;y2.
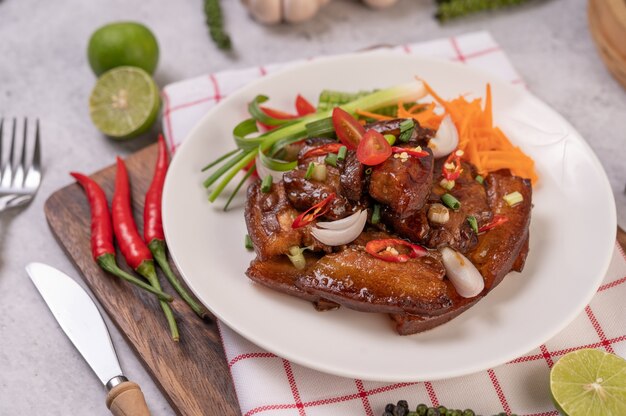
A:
106;381;151;416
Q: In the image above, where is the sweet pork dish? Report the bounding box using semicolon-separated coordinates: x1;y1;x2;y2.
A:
205;81;536;335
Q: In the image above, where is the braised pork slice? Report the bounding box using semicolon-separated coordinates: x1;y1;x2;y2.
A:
297;244;451;315
391;171;532;335
366;119;434;145
425;161;492;253
246;255;340;311
369;147;434;218
245;181;329;260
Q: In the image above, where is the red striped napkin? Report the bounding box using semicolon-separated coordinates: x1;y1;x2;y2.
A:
162;31;626;416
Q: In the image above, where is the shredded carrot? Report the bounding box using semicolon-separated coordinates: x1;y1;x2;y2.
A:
422;82;538;185
355;109;393;121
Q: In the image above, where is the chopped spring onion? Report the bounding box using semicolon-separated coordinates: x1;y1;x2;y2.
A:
365;167;373;175
372;204;381;224
428;203;450;224
503;191;524;206
245;234;254;250
467;216;478;233
440;178;455;190
258;148;297;172
475;175;484;184
398;119;415;143
441;193;461;210
325;153;338;167
287;246;307;270
304;162;315;179
311;163;327;181
305;117;336;138
384;134;396;146
261;175;273;193
337;146;347;161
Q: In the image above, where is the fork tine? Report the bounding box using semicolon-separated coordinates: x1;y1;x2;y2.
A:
0;118;16;189
24;119;42;191
12;118;27;188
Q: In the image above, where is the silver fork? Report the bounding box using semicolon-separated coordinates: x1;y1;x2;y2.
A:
0;118;42;212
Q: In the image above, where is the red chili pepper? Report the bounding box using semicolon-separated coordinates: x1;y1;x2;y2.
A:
259;106;298;131
365;238;427;263
391;146;429;158
144;136;208;319
442;150;463;181
113;157;179;341
292;193;336;229
295;94;316;116
478;215;509;233
301;143;344;159
70;172;172;302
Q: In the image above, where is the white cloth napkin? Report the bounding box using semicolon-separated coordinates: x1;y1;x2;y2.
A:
162;31;626;416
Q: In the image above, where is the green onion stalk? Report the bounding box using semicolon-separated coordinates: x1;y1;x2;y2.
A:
203;81;427;205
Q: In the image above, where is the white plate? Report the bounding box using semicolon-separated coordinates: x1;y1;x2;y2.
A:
163;52;616;382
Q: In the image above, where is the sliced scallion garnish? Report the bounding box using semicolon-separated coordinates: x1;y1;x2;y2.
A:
311;163;327;181
325;153;338;167
337;146;347;161
441;193;461;210
467;216;478;233
398;119;415;143
261;174;273;193
372;204;381;224
503;191;523;206
440;178;455;190
245;234;254;250
305;117;335;138
384;134;396;146
304;162;315;179
248;95;297;127
287;246;307;270
475;175;484;184
258;147;297;171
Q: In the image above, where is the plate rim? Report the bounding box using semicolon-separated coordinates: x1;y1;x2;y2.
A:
163;51;617;381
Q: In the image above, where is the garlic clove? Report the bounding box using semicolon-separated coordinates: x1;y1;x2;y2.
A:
248;0;282;25
362;0;399;9
441;247;485;298
283;0;320;23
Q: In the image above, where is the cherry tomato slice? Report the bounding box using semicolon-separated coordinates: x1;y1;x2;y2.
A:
259;107;298;130
295;94;316;116
332;108;365;149
291;193;336;229
478;215;509;233
356;130;392;166
365;238;427;263
301;143;344;159
391;146;429;158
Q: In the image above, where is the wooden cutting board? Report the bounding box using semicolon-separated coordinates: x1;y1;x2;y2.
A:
44;143;240;416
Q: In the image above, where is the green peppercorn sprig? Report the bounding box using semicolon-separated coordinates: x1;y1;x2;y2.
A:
204;0;232;50
382;400;519;416
435;0;532;22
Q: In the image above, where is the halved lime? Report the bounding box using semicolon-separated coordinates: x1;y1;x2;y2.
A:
89;66;160;139
550;349;626;416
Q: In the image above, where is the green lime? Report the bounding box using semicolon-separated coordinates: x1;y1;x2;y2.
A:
88;22;159;76
550;349;626;416
89;66;160;139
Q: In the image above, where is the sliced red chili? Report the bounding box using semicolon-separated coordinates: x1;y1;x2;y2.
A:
478;215;509;233
292;193;336;229
442;149;463;181
357;130;392;166
259;106;298;130
295;94;316;116
391;146;429;158
301;143;344;159
365;238;427;263
332;108;365;149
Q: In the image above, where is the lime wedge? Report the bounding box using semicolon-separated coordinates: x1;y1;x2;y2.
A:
550;349;626;416
89;66;160;139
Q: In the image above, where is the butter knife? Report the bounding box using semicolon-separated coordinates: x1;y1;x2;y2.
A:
26;262;150;416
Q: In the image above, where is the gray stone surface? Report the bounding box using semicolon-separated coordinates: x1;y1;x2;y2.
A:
0;0;624;414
